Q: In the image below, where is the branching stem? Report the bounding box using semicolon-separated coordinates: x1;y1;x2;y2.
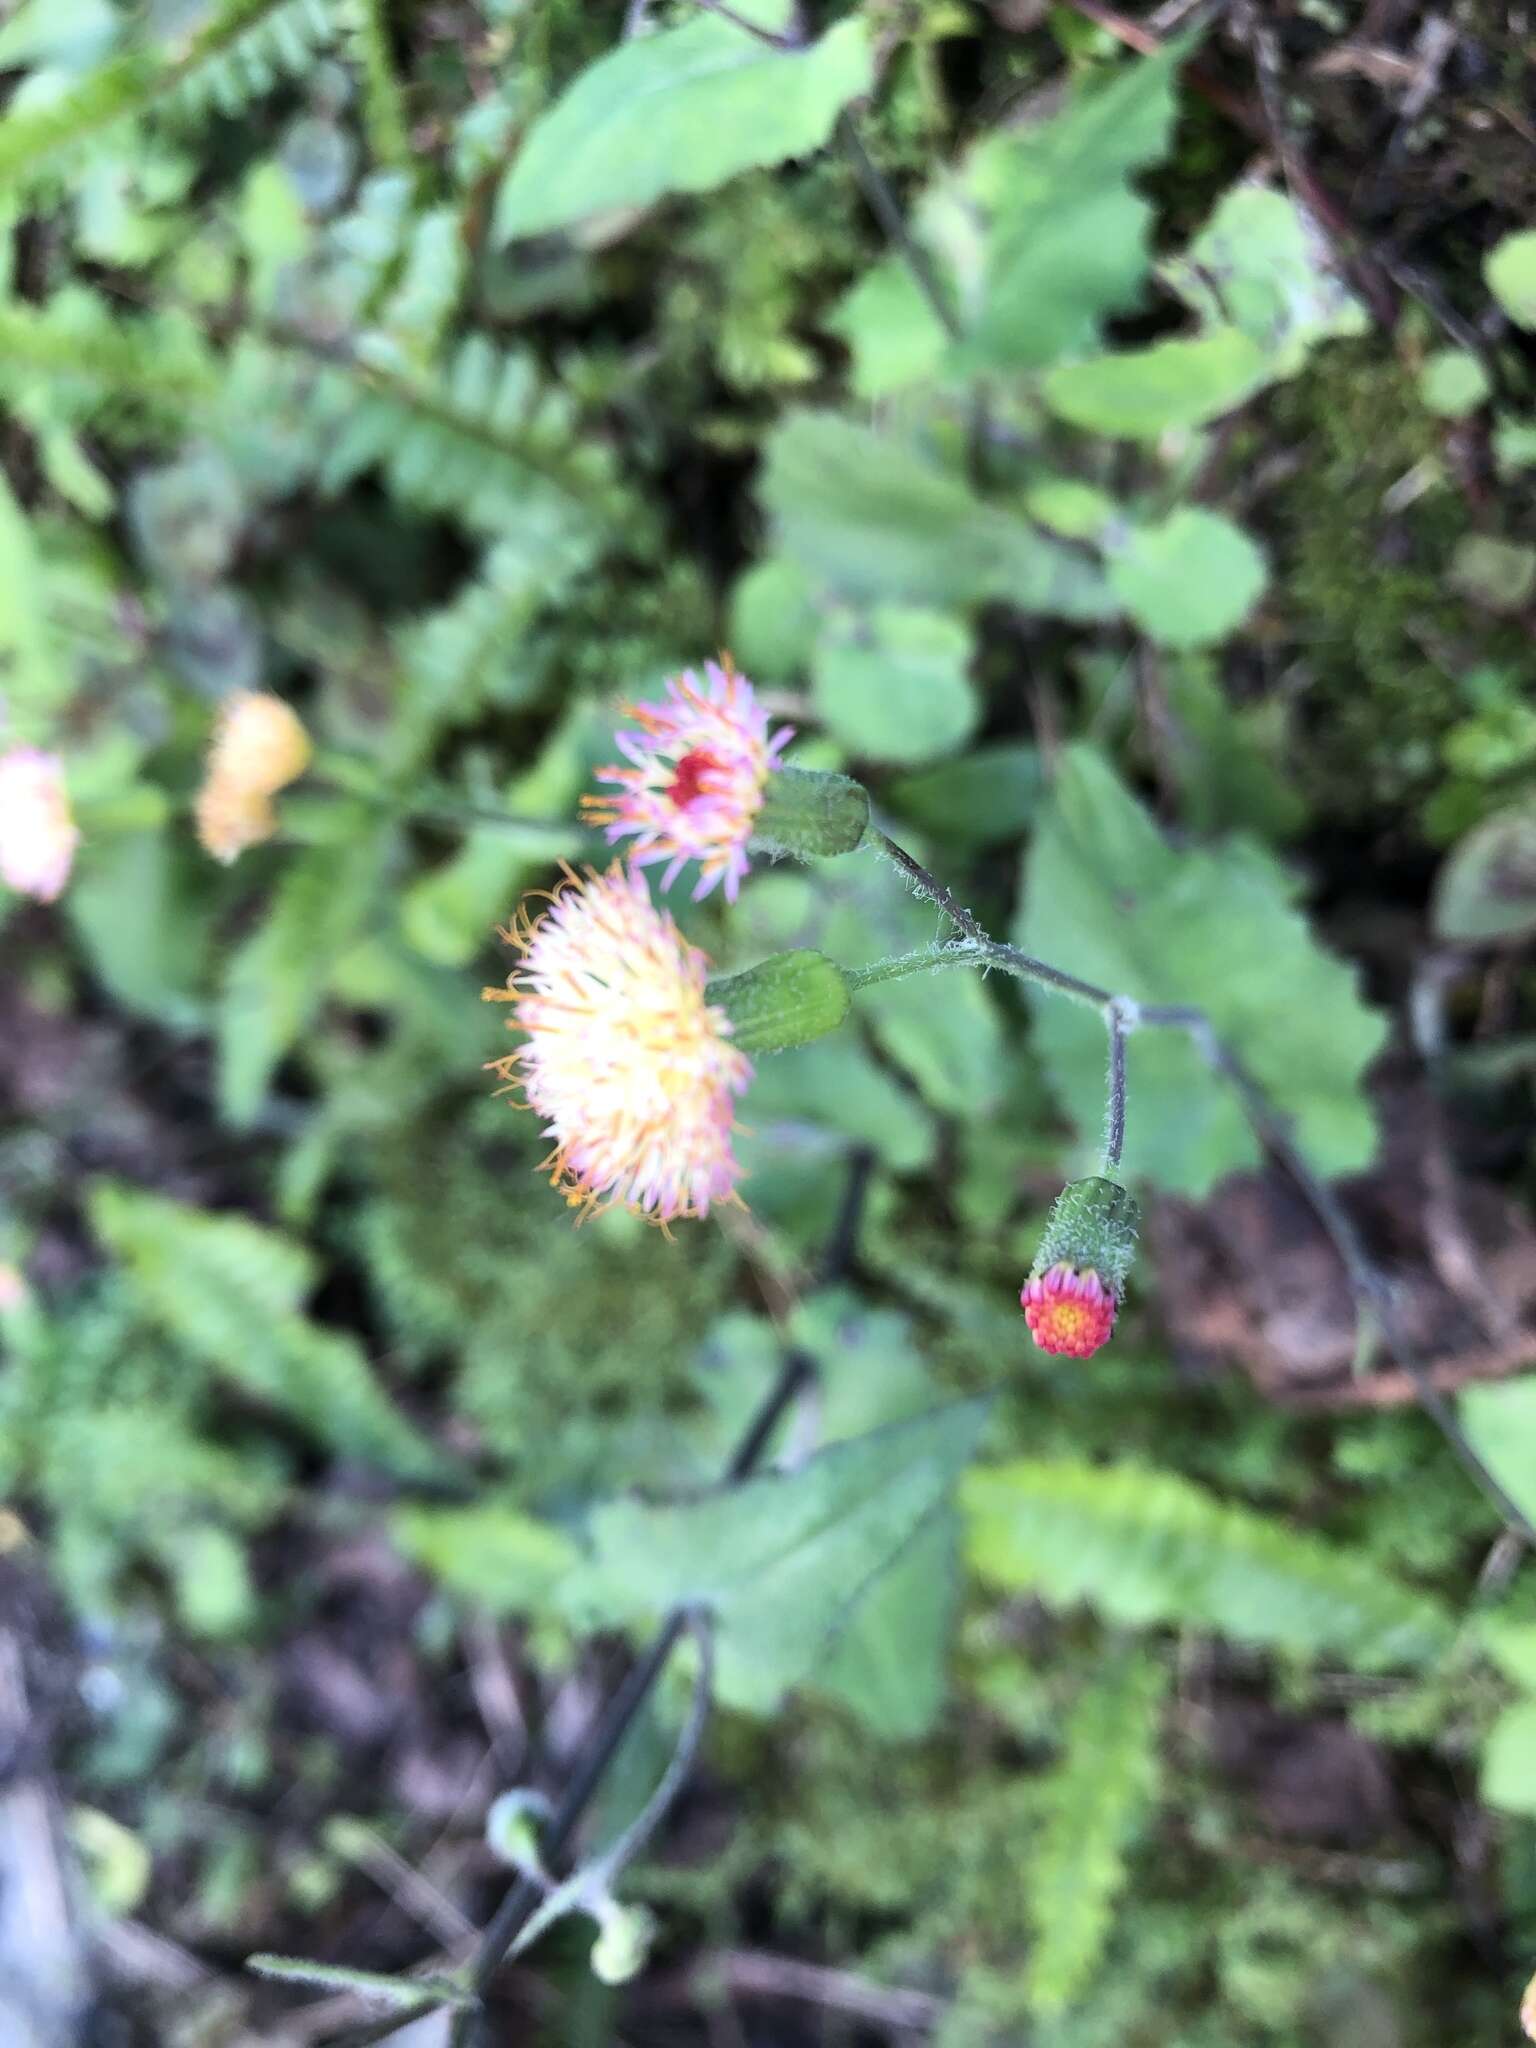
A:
870;829;1536;1551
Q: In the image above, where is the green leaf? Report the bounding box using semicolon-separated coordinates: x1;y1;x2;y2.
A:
1160;656;1306;840
1460;1380;1536;1529
964;1460;1451;1668
818;1516;960;1740
1478;1617;1536;1693
392;1504;578;1617
1107;507;1267;648
219;822;387;1128
730;555;821;678
495;11;871;241
888;743;1043;846
1481;1700;1536;1816
1433;804;1536;943
1041;328;1268;438
91;1183;450;1483
1419;349;1491;418
1161;185;1367;372
760;410;1113;617
955;45;1181;373
1486;229;1536;330
1016;746;1385;1193
1028;1651;1167;2015
0;465;67;729
67;828;216;1029
569;1399;989;1713
741;1033;935;1174
824;260;948;398
1448;534;1536;614
793;1290;965;1740
812;606;977;765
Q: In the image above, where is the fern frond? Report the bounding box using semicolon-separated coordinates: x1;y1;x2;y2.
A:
322;335;619;524
392;523;597;767
89;1180;452;1483
0;290;218;426
166;0;338;120
0;0;335;189
341;0;411;170
964;1459;1453;1668
1028;1650;1166;2016
230;329;624;529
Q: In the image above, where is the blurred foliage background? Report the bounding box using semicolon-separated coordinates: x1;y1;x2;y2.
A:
6;0;1536;2043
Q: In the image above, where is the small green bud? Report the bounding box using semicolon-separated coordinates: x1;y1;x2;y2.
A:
753;765;870;859
485;1789;553;1878
1030;1176;1140;1295
709;949;850;1055
589;1899;655;1985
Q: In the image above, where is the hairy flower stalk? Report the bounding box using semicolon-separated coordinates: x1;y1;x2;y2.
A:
582;657;792;901
0;747;79;902
485;864;751;1223
195;690;313;864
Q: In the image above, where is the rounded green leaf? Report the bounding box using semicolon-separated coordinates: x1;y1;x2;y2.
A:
1107;507;1267;649
1041;328;1268;438
1486;229;1536;329
1419;348;1491;418
812;606;977;764
1433;804;1536;943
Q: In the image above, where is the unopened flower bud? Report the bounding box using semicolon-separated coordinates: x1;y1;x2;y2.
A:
708;948;850;1055
1021;1176;1140;1359
485;1789;554;1879
589;1898;655;1986
752;764;870;859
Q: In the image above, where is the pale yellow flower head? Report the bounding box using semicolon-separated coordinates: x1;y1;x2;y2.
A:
484;863;751;1224
195;691;312;864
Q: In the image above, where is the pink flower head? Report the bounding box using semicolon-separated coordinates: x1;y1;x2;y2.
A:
484;863;752;1224
1021;1263;1118;1359
582;656;792;902
0;748;78;902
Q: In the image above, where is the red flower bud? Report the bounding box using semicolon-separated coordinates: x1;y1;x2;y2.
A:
1021;1262;1118;1358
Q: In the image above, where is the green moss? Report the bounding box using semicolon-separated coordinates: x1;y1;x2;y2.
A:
1264;347;1524;822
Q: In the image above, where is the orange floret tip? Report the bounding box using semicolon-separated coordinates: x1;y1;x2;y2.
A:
1021;1262;1118;1359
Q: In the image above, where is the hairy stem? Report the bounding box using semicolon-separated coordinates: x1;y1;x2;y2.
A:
872;831;1536;1551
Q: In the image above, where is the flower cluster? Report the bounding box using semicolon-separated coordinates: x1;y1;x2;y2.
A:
0;748;79;903
490;657;1140;1358
581;657;792;902
488;658;790;1227
195;691;313;864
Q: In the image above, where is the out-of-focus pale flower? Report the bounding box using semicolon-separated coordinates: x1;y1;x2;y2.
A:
0;1263;29;1313
582;657;791;902
195;691;312;864
0;747;79;902
484;863;751;1223
1522;1966;1536;2042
